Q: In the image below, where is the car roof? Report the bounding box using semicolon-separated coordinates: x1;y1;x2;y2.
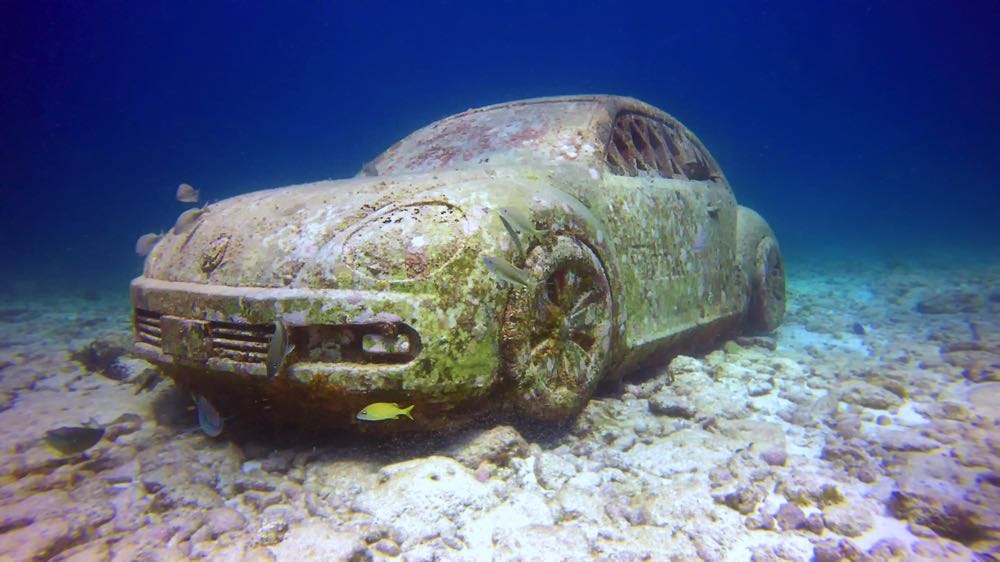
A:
360;96;658;176
360;95;725;187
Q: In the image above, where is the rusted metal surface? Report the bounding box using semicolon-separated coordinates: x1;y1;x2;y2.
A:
131;95;784;431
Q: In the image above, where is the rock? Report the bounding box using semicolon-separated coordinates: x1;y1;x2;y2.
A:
744;512;775;531
0;489;72;523
648;394;696;418
667;355;704;378
492;524;591;560
140;463;191;494
158;482;223;510
534;451;578;491
812;538;864;562
968;382;1000;414
823;504;874;537
851;322;865;335
821;440;879;481
0;389;13;412
865;537;909;561
110;484;152;532
104;413;143;441
910;539;978;561
269;519;364;561
446;425;529;469
760;447;787;467
0;518;80;561
556;472;607;523
0;363;41;392
734;336;777;351
70;333;132;376
52;539;110;561
109;534;190;562
888;488;989;544
259;450;295;474
205;507;247;538
252;518;289;547
947;350;1000;383
804;513;825;534
352;456;495;545
839;382;903;410
303;460;377;520
371;539;401;556
869;429;941;452
915;292;981;314
713;484;763;515
774;502;805;531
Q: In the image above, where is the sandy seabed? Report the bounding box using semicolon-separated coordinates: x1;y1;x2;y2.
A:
0;256;997;561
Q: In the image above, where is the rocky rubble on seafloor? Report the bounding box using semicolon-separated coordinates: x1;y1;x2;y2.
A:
0;257;998;561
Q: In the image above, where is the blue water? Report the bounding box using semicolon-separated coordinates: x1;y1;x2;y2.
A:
3;1;998;293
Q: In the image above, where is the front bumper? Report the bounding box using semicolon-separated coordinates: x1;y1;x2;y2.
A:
130;277;499;400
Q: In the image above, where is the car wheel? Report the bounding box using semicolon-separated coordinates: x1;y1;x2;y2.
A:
501;236;614;420
749;236;785;332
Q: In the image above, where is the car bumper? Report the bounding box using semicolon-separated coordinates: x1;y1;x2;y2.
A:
129;277;499;400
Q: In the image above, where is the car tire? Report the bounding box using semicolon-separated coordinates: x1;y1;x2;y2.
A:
749;236;786;332
500;236;614;421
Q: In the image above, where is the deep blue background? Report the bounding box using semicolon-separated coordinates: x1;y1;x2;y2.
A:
2;1;998;293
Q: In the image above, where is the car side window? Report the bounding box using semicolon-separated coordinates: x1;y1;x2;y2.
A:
604;112;718;181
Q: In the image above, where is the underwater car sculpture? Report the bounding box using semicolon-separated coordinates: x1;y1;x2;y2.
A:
131;95;785;430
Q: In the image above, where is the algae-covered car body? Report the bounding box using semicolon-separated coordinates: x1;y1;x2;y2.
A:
131;95;785;430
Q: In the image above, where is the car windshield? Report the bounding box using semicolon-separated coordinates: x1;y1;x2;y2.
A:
362;99;602;176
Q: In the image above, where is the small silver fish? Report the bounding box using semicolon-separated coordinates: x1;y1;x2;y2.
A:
176;182;200;203
692;223;708;253
172;206;206;234
135;232;163;256
193;393;223;437
498;207;547;258
483;255;537;289
498;207;546;242
266;318;295;378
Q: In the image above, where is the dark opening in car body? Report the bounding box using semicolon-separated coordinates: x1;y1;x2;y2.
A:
131;95;785;431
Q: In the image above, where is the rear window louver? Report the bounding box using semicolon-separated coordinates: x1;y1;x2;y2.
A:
604;113;718;181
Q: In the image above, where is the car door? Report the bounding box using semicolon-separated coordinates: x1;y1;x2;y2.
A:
598;112;735;351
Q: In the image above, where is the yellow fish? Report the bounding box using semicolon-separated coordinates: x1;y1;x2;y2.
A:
356;402;414;421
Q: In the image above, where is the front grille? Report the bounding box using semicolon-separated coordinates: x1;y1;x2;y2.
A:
208;320;272;363
134;309;162;348
132;308;422;366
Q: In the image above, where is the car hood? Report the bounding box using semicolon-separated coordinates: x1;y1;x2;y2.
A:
141;175;489;289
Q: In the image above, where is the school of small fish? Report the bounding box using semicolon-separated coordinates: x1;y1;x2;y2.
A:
484;206;546;288
497;206;546;259
134;183;208;257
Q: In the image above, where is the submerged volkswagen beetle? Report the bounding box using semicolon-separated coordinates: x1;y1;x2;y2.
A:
131;95;785;430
